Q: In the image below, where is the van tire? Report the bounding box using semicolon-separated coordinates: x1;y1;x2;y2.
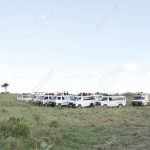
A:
77;104;82;108
118;104;123;108
57;103;61;108
97;102;101;106
69;104;72;108
90;103;94;107
103;104;107;108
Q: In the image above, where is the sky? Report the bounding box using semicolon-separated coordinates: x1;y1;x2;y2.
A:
0;0;150;93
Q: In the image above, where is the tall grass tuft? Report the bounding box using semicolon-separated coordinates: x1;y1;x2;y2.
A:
0;117;30;138
1;107;7;113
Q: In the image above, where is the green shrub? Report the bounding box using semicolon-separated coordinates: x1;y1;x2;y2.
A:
1;107;7;113
49;120;60;128
0;117;30;138
33;114;41;126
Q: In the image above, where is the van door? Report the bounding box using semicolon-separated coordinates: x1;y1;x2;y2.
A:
81;97;89;107
57;96;62;105
146;95;150;104
117;97;126;106
108;97;117;107
61;96;69;106
61;97;65;105
82;97;87;107
63;96;70;106
101;97;108;106
83;96;94;107
144;95;149;105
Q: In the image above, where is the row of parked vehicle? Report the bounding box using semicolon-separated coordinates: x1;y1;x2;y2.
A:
16;92;150;108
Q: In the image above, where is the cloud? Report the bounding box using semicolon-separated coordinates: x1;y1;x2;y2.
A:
123;63;138;73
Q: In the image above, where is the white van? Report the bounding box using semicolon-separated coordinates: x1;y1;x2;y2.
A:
42;95;57;106
16;94;32;102
99;96;126;108
49;96;71;107
69;96;96;108
93;95;103;105
132;94;149;106
33;95;45;103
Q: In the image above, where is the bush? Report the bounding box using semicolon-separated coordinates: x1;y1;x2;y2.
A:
0;117;30;138
33;114;41;126
1;107;7;113
49;120;60;128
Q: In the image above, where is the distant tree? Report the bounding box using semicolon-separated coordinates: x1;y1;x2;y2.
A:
1;83;9;93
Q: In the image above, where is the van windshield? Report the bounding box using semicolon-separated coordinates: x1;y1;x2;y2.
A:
71;97;79;101
133;96;143;100
39;96;45;100
51;96;57;100
53;96;57;100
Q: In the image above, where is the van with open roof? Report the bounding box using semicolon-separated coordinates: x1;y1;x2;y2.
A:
132;93;149;106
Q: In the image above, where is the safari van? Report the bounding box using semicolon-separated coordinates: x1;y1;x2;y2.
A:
98;96;126;108
49;95;71;107
16;93;32;102
33;95;45;103
41;95;57;106
69;96;96;108
132;93;149;106
93;95;103;105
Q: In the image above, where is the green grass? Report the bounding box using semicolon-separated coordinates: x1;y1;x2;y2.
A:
0;94;150;150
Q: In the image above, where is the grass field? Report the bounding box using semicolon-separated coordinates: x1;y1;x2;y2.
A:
0;94;150;150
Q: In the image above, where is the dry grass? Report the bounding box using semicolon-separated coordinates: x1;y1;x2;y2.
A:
0;94;150;149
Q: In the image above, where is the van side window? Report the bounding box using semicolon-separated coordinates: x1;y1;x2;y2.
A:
117;97;124;101
57;97;61;100
109;97;117;101
83;97;87;100
77;97;81;100
62;97;64;100
92;97;95;100
83;96;95;100
109;97;113;101
83;97;89;100
23;95;28;98
102;97;108;101
53;96;56;100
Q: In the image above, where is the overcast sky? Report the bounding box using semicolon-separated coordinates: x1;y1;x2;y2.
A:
0;0;150;93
